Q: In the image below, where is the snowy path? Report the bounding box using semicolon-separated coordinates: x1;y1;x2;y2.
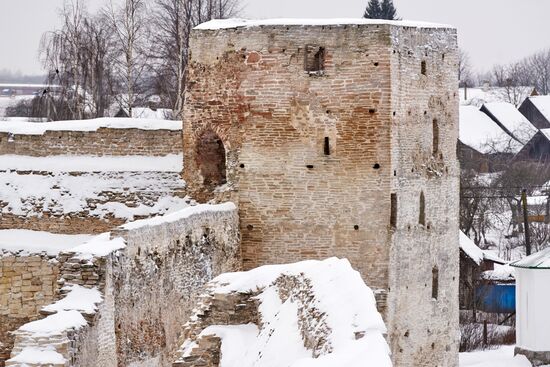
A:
460;346;532;367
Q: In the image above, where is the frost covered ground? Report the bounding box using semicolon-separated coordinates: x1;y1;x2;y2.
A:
460;346;534;367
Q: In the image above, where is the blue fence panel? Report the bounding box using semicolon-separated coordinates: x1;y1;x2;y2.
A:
475;284;516;313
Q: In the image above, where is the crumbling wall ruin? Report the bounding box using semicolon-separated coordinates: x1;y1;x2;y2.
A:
2;203;240;367
0;253;61;366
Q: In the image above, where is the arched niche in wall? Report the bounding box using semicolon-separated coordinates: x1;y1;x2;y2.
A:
196;129;227;187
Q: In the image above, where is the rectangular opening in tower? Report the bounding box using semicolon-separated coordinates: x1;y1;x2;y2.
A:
390;193;397;228
324;137;330;155
305;45;325;72
432;266;439;299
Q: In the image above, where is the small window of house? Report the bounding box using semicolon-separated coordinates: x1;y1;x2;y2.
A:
305;45;325;73
421;60;427;76
419;191;426;226
432;266;439;299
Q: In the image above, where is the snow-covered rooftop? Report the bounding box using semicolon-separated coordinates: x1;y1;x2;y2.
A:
195;18;453;30
527;95;550;121
0;117;181;135
459;106;523;154
482;102;537;144
460;231;505;265
482;264;515;282
511;247;550;269
460;87;535;108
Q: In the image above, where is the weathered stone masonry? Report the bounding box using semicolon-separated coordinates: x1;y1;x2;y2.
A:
183;22;459;367
0;128;182;157
2;204;240;367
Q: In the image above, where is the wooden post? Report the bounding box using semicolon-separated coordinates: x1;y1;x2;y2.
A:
522;189;532;256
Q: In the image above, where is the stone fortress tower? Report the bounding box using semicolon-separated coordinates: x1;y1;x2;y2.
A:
183;19;460;366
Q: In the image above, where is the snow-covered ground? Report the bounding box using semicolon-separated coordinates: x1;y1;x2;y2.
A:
0;170;188;220
460;346;532;367
0;154;182;172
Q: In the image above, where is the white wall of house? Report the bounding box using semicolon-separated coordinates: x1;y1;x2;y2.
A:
516;268;550;351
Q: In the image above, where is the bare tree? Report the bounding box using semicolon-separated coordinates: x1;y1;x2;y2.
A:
459;49;474;88
104;0;150;117
149;0;240;118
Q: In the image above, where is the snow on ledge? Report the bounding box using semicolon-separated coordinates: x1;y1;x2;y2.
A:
7;347;66;365
42;285;103;315
120;202;237;230
69;232;126;259
0;117;181;135
0;154;183;172
195;18;454;30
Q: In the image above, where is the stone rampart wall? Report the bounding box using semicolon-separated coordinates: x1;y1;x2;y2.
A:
0;128;182;157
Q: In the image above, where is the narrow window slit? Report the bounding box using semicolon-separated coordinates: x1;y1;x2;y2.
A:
432;266;439;299
324;137;330;155
419;191;426;226
421;60;427;75
390;193;397;228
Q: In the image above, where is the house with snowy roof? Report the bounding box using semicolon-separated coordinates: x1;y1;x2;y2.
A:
519;95;550;129
480;102;538;145
458;105;523;171
460;86;537;108
515;129;550;162
459;231;507;310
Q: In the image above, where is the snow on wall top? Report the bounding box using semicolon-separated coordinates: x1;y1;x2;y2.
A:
459;106;523;154
195;18;454;30
0;230;93;256
528;95;550;121
0;117;181;135
511;246;550;269
482;102;537;144
206;257;391;367
120;202;236;230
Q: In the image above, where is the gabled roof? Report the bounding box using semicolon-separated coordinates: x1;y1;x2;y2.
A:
527;96;550;122
511;247;550;269
459;106;523;154
481;102;537;144
460;231;505;265
460;86;535;108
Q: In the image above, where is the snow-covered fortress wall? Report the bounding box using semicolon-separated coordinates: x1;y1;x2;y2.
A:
183;20;459;366
0;119;187;235
3;203;240;367
0;120;182;157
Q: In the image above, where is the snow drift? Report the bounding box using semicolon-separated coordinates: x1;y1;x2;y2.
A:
175;257;391;367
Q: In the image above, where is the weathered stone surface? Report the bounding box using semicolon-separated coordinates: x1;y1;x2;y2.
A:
182;23;459;367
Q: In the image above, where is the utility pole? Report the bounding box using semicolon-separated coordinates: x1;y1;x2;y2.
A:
521;189;532;256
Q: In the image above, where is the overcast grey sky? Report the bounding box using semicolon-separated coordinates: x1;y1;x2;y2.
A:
1;0;549;76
